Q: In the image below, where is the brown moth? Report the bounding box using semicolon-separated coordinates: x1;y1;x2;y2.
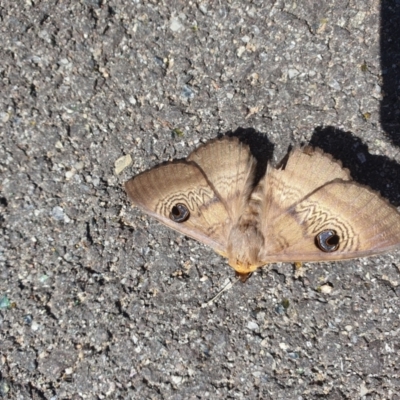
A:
125;136;400;276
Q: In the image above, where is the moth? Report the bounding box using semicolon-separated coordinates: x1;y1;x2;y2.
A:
125;136;400;276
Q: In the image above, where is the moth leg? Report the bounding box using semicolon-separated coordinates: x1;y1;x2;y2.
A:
294;262;305;279
201;277;240;307
294;262;303;270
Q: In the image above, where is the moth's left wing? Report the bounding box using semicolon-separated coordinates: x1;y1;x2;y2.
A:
125;161;230;253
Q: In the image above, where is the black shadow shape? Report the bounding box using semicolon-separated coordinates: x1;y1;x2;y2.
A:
380;1;400;145
310;126;400;207
225;127;275;184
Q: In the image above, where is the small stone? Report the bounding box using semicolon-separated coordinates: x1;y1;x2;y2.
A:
288;352;299;359
171;375;183;385
319;283;333;294
31;321;39;331
131;334;139;344
181;85;195;99
74;161;84;170
65;170;75;180
275;304;286;315
38;29;49;40
51;206;65;221
359;382;370;397
198;3;208;14
170;18;183;32
237;46;246;58
351;11;366;27
1;112;10;123
328;79;341;91
256;311;266;321
59;57;69;65
247;321;259;331
114;154;132;175
0;296;11;309
288;68;299;79
345;325;353;332
0;379;10;396
39;274;49;283
279;342;289;350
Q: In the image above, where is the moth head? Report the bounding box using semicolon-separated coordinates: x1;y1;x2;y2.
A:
228;259;260;274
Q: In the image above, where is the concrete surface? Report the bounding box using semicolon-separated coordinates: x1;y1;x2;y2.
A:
1;0;400;399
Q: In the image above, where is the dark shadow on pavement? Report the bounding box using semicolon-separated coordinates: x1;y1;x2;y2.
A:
380;1;400;146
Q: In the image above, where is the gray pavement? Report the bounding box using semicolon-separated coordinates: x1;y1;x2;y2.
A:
1;1;400;399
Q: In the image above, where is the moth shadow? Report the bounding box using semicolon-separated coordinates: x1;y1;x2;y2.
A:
225;127;275;184
309;126;400;207
380;2;400;146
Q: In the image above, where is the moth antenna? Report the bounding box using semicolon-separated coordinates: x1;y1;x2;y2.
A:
201;277;241;308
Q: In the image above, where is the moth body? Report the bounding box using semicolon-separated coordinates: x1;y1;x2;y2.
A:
227;186;266;273
227;222;265;274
